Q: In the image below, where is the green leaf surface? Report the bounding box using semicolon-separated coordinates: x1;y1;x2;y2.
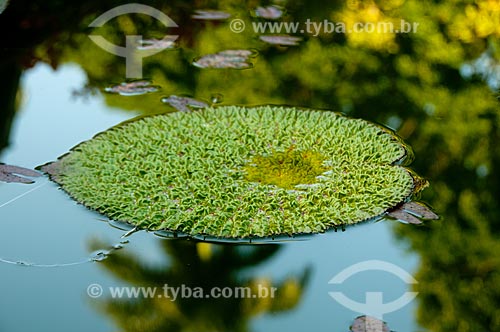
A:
41;106;421;239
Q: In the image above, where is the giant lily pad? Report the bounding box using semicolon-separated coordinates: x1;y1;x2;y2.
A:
40;106;425;239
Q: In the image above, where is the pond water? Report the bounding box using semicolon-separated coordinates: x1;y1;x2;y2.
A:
1;1;499;332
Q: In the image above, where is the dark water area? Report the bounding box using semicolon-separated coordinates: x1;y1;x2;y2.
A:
1;1;499;331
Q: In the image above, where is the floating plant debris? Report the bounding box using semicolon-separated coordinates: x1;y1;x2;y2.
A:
259;35;302;46
254;5;284;19
350;315;390;332
0;163;41;184
219;49;254;57
41;106;428;239
137;36;176;51
104;80;161;96
401;201;439;219
388;208;421;224
191;9;231;20
193;50;254;69
388;201;439;224
161;95;209;112
0;240;125;267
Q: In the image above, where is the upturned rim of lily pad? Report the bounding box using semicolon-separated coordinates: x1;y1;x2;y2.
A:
38;105;427;242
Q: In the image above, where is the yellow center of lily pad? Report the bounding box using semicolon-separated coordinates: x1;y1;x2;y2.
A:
244;148;328;189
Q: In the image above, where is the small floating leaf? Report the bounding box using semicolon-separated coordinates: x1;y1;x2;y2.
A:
137;36;176;51
218;49;254;57
193;50;254;69
402;201;439;219
0;163;41;184
388;206;422;224
254;5;284;19
259;35;302;46
192;9;231;20
104;80;161;96
41;106;426;240
161;95;209;112
387;201;438;224
350;315;390;332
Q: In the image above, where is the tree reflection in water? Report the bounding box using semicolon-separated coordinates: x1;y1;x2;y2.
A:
89;239;309;332
1;0;500;330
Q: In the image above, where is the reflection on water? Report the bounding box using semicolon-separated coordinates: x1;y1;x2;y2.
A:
1;0;500;331
461;49;500;90
89;239;309;332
